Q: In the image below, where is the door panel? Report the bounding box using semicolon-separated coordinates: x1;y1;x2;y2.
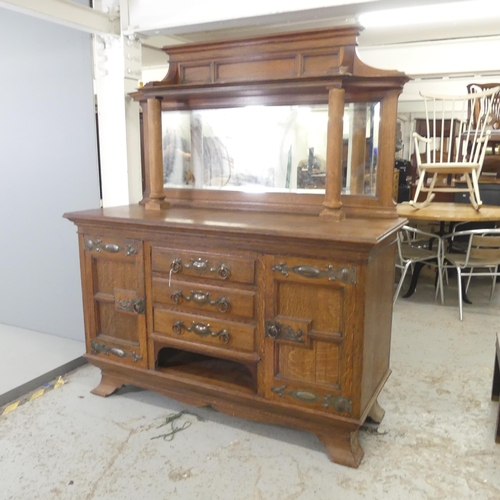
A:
82;235;147;367
265;255;356;416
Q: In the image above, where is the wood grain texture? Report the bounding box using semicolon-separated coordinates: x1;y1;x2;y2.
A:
66;26;409;467
151;246;255;284
81;234;148;368
131;26;408;220
90;372;125;397
152;277;256;319
153;309;256;352
397;202;500;222
67;207;400;467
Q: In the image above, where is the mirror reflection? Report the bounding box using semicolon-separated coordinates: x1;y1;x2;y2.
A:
161;103;380;195
342;102;380;196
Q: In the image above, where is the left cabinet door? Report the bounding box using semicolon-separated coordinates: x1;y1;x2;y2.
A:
81;234;147;368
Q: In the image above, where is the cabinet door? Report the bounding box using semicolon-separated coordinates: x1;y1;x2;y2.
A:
81;234;147;368
264;255;358;416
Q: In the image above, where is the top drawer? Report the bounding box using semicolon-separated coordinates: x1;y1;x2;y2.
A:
151;247;256;285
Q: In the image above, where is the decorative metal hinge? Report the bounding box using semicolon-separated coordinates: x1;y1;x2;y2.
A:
116;297;145;315
265;321;304;343
90;340;142;362
170;258;230;280
272;262;356;285
84;238;138;257
271;385;351;413
172;320;230;344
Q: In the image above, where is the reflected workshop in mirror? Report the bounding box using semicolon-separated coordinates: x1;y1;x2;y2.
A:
395;159;412;203
64;26;410;468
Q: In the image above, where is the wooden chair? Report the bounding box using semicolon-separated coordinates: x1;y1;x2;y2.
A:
441;228;500;320
467;83;500;132
411;86;500;210
394;225;444;305
468;83;500;179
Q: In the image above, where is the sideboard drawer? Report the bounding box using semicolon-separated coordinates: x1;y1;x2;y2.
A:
151;247;255;284
152;278;256;319
153;309;256;352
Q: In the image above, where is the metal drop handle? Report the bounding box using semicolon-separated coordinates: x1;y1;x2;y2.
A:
170;290;231;313
170;258;231;280
172;320;230;344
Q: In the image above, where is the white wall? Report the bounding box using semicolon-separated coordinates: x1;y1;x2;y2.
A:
129;0;366;33
0;8;100;341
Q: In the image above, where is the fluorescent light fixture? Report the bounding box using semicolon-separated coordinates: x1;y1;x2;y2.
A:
359;0;500;28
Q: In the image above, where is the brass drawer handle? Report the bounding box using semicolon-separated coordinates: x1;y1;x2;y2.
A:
170;258;231;280
90;340;142;362
172;320;230;344
272;262;356;284
271;385;351;414
171;290;231;313
84;238;138;257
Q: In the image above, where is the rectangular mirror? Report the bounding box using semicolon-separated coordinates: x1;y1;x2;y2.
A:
342;102;380;196
161;102;380;196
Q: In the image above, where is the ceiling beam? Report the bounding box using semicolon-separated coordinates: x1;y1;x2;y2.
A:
0;0;120;36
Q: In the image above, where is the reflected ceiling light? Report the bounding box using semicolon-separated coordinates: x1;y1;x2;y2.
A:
358;0;500;28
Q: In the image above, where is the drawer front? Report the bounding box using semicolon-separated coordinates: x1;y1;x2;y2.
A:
151;247;255;285
152;278;255;319
154;309;256;352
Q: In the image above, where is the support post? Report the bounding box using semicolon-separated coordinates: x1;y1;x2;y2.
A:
320;87;345;221
144;97;169;210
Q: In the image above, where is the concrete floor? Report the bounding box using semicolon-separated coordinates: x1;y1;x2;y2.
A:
0;275;499;500
0;324;85;407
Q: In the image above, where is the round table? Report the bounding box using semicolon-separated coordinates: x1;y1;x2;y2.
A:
396;202;500;302
397;202;500;222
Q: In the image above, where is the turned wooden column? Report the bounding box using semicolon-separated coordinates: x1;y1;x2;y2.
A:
143;97;169;210
320;87;345;221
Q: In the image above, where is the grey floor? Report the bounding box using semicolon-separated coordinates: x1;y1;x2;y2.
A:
0;324;85;407
0;275;499;500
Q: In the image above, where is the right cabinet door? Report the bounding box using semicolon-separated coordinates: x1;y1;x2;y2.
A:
264;255;358;417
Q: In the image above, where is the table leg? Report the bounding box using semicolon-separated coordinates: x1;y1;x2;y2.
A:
402;262;425;298
462;276;473;305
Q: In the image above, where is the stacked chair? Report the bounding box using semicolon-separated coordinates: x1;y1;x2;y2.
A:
411;86;500;210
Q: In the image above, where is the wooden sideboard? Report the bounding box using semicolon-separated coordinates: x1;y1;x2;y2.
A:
65;26;408;467
65;205;402;468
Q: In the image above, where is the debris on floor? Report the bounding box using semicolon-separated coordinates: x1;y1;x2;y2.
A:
0;376;66;417
151;409;206;441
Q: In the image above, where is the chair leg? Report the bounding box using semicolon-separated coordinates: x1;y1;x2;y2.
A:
457;267;464;321
470;170;483;210
410;170;426;205
409;170;434;208
436;266;445;305
394;261;411;305
464;173;479;210
490;266;498;301
466;271;473;294
418;174;437;209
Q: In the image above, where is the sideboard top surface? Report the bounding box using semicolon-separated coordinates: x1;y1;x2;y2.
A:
64;205;405;246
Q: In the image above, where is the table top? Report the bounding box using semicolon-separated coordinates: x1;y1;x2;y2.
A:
397;202;500;222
